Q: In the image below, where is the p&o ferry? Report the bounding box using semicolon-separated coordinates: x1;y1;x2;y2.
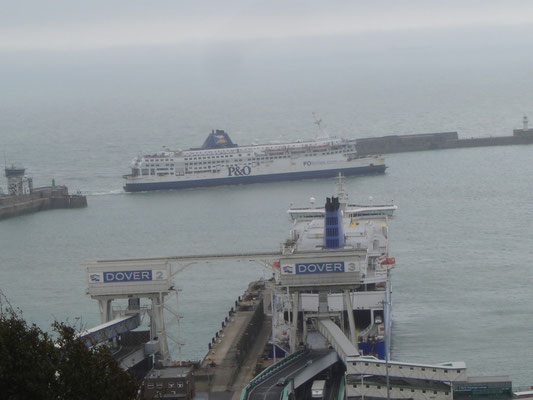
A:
123;129;386;192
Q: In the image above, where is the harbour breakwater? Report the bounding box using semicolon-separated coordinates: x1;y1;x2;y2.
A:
0;185;87;220
355;128;533;156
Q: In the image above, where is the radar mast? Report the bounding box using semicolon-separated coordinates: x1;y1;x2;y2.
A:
313;112;330;139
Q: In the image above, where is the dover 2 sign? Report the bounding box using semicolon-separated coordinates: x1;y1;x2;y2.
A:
89;269;167;283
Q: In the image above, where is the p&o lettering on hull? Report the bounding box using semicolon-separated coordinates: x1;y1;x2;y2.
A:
228;165;252;177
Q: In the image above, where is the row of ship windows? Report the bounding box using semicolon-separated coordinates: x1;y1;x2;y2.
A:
183;150;349;165
185;157;268;165
187;164;247;171
146;148;355;163
351;385;446;395
139;167;224;175
353;362;455;373
143;149;354;167
185;154;242;160
185;146;352;158
189;159;243;164
183;149;350;161
142;149;350;169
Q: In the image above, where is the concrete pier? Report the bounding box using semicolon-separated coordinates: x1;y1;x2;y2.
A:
355;129;533;156
0;185;87;220
194;281;273;400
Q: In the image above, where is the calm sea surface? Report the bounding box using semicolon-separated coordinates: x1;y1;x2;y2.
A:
1;62;532;385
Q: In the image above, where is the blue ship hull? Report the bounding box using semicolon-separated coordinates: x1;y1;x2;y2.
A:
358;340;386;360
124;164;386;192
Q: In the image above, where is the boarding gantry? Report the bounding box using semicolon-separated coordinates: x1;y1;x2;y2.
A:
85;259;179;365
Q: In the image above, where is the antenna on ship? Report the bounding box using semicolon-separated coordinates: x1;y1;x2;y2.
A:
336;173;349;210
313;112;329;139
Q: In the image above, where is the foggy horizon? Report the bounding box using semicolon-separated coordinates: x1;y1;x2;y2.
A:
2;1;533;52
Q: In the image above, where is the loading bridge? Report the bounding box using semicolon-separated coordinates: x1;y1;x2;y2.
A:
314;319;468;400
316;318;359;364
84;251;282;365
94;251;282;265
79;314;140;346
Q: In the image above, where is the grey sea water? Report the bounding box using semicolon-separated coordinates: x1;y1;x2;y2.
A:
1;42;533;385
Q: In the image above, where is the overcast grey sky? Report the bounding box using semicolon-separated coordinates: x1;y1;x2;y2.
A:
2;0;533;52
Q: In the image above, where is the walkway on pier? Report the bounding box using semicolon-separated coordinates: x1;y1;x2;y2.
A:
94;251;282;266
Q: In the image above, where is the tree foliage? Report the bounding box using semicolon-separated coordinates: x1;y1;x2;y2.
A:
0;296;138;400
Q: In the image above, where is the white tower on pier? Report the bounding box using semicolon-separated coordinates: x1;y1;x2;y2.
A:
5;166;32;196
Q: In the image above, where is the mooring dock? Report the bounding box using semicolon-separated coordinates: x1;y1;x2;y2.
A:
194;281;273;400
0;166;87;220
81;246;526;399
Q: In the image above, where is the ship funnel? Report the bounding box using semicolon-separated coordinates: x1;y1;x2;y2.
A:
324;196;344;249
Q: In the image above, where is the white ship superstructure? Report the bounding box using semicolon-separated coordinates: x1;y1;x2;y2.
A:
287;175;397;220
123;130;385;192
271;187;396;359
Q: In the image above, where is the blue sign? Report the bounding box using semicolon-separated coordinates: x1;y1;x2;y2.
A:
295;262;345;274
103;270;152;283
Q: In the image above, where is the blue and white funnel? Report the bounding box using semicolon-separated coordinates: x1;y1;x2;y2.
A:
324;197;344;249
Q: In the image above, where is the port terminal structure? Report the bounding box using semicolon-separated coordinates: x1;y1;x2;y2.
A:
81;205;506;399
84;255;514;400
83;252;474;400
80;176;517;400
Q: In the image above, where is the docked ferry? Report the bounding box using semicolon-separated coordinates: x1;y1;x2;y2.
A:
123;130;386;192
272;178;396;359
287;174;397;220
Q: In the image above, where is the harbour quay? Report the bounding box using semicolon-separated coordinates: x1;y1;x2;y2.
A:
0;165;87;220
355;116;533;156
80;258;528;400
77;183;532;400
195;280;273;400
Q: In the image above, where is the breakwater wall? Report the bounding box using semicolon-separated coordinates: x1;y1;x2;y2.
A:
355;130;533;156
0;186;87;220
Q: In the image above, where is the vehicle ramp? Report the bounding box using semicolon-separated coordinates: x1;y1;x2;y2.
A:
243;349;338;400
316;318;359;365
79;314;140;346
292;349;338;388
